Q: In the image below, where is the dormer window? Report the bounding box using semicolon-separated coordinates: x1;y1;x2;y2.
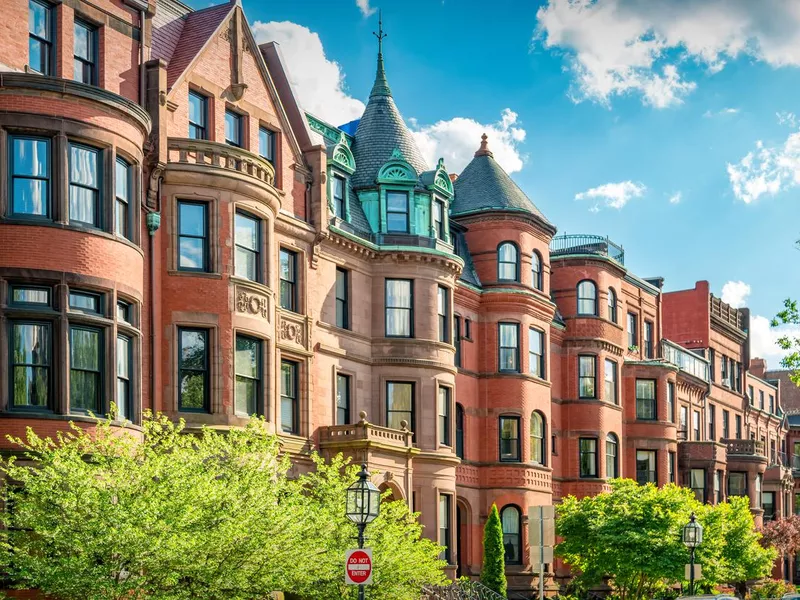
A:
386;191;409;233
333;175;346;219
433;199;446;241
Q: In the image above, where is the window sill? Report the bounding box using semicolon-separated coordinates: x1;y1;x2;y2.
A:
168;270;222;279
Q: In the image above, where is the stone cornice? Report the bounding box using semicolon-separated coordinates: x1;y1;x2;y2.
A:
0;73;151;136
562;338;624;356
452;209;557;238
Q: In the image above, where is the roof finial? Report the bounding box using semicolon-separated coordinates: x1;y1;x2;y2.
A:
369;10;392;97
475;132;493;157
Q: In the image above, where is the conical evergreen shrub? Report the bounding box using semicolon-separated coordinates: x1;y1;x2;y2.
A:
481;503;507;597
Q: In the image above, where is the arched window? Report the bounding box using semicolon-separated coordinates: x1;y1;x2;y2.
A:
607;287;617;323
531;251;543;291
497;243;519;282
577;280;598;316
500;505;521;564
605;433;619;479
530;411;546;465
456;403;465;459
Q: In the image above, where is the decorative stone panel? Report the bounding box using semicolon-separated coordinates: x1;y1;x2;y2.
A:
277;309;312;352
234;286;270;321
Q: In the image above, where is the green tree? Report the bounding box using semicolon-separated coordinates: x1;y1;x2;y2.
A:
0;413;445;600
481;503;507;597
555;480;775;600
773;297;800;383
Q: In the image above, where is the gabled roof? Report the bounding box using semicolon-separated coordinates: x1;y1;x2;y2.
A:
351;47;428;189
452;134;553;229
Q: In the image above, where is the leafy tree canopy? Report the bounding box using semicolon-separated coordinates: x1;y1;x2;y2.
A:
0;413;446;600
556;480;775;600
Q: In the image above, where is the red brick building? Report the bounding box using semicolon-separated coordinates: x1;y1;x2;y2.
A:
0;0;792;595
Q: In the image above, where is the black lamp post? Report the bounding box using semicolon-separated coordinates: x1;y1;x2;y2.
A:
346;464;380;600
682;512;703;596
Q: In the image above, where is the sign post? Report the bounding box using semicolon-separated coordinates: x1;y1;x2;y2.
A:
346;548;373;588
529;506;555;600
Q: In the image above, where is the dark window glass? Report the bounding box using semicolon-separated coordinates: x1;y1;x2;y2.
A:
769;394;775;414
636;450;656;484
627;313;638;348
693;410;700;441
606;433;618;478
669;451;676;483
386;381;414;432
116;335;131;420
29;0;54;75
636;379;656;420
455;403;465;459
579;355;596;398
499;416;520;461
10;136;50;217
736;414;742;439
280;360;299;434
607;288;617;322
644;321;654;358
69;143;101;227
258;127;275;163
690;468;705;502
760;390;765;410
335;268;349;329
234;211;260;282
117;301;130;323
529;328;544;378
763;491;775;521
454;315;462;368
531;411;545;465
433;199;445;240
178;201;208;271
708;404;716;439
385;279;412;337
497;243;518;281
115;158;131;239
438;386;451;446
499;323;519;372
439;495;452;563
279;249;298;312
386;191;409;233
579;438;597;477
178;328;208;412
73;20;97;84
680;406;688;437
336;373;350;425
70;326;101;412
438;286;450;343
464;319;471;340
333;175;345;218
235;335;261;416
225;110;242;147
10;322;51;409
728;472;747;497
188;91;207;140
500;506;521;565
604;359;617;404
667;382;675;422
10;286;50;307
577;280;597;315
69;291;101;314
531;252;543;290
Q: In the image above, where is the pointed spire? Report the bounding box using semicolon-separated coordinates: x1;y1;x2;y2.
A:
370;10;392;97
475;133;493;157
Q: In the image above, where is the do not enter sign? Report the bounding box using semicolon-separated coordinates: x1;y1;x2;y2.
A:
345;548;373;585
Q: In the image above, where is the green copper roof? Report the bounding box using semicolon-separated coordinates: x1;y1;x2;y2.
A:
451;135;553;228
351;33;428;189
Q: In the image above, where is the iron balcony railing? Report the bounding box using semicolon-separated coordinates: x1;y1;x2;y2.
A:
422;580;506;599
662;339;710;382
550;234;625;265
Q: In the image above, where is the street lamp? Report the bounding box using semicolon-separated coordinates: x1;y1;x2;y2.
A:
682;512;703;596
346;464;380;600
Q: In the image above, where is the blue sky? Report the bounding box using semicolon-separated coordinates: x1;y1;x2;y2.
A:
186;0;800;364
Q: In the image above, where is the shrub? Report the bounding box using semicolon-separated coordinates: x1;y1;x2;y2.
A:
750;578;795;600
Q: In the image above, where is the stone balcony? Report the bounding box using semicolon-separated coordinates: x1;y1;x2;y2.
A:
318;412;415;457
723;438;768;472
679;440;725;464
166;137;276;190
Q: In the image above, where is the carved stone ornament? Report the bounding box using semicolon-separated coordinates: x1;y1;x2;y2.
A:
236;290;269;319
280;320;304;345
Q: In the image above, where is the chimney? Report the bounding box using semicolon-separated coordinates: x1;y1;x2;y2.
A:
449;173;458;183
749;357;767;378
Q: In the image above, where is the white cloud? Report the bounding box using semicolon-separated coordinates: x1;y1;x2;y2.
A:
411;109;527;175
668;191;682;204
721;280;751;308
727;132;800;203
749;314;800;370
703;107;739;118
777;111;798;128
535;0;800;108
251;21;366;126
355;0;376;17
575;180;646;211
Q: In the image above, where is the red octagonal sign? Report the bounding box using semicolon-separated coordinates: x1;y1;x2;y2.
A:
345;548;373;585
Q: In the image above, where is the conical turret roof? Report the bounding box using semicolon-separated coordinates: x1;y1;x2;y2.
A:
350;19;428;189
452;134;553;227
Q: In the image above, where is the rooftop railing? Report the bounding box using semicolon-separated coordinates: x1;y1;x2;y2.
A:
550;234;625;265
662;339;710;382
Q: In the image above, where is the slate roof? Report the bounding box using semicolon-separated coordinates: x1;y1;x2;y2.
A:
451;137;553;228
452;230;481;288
351;53;429;189
158;2;234;90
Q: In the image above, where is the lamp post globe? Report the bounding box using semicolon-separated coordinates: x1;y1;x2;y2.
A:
346;464;380;600
683;512;703;596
